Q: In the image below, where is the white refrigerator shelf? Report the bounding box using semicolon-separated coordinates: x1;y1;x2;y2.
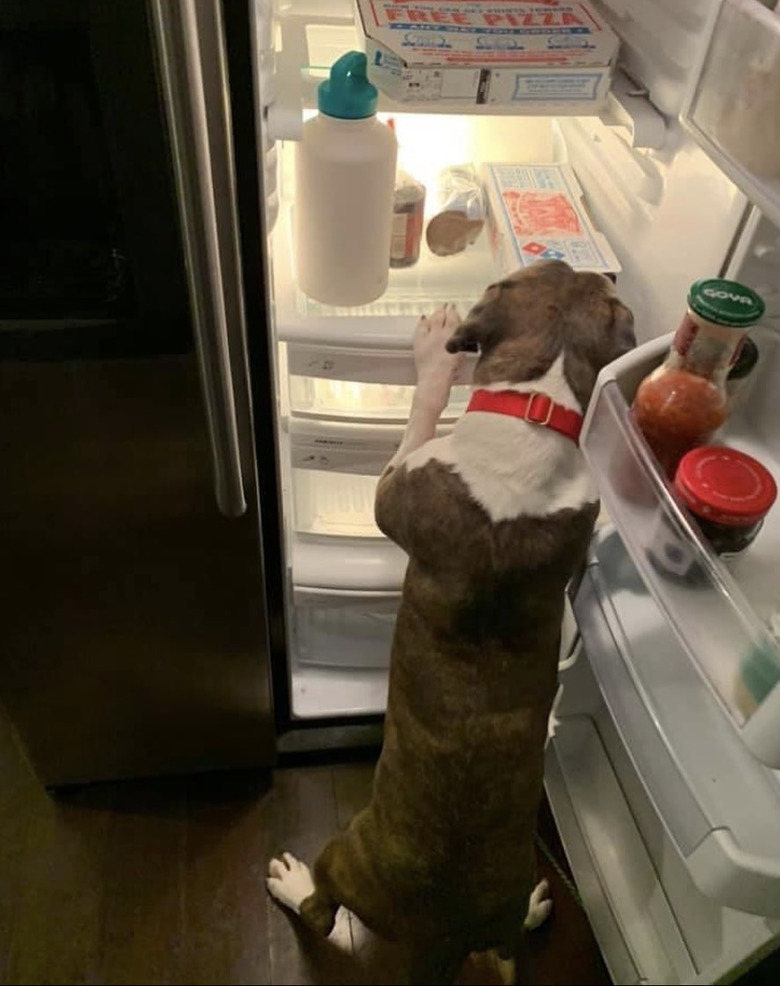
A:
576;527;780;917
269;0;620;129
580;325;780;768
272;197;495;355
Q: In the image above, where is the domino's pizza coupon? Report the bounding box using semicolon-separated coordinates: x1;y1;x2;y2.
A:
483;163;621;275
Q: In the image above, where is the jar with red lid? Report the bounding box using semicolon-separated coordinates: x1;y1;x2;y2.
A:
632;279;765;478
649;445;777;583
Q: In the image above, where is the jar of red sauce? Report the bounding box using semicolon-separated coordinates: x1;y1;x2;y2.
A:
675;446;777;561
648;446;777;584
632;279;765;478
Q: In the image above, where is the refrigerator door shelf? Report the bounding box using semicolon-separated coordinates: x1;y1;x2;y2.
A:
682;0;780;229
580;326;780;768
280;343;471;423
576;527;780;917
292;589;399;671
272;199;495;355
546;716;691;985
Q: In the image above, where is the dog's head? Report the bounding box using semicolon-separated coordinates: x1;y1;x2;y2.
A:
446;260;636;409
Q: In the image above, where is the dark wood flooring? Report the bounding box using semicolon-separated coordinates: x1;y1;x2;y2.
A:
0;712;610;985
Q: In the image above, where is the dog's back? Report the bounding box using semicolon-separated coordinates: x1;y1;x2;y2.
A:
357;402;599;948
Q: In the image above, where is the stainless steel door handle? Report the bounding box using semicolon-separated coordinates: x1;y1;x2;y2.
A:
149;0;247;518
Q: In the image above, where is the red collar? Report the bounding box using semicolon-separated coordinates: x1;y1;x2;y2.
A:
465;389;583;445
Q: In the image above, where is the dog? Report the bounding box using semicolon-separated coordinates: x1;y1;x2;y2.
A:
267;260;635;984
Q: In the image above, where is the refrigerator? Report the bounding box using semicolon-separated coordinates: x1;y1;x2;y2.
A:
0;0;277;786
212;0;780;980
3;0;780;980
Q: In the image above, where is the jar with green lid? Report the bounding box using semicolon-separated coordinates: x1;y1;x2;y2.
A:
632;278;765;477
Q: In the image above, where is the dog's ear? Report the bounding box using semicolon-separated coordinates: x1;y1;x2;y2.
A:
445;284;501;354
445;317;483;353
563;293;636;409
610;298;636;362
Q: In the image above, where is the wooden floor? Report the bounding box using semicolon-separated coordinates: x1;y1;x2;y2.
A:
0;711;610;986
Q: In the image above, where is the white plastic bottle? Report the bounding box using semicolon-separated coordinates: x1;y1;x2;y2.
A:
294;51;397;307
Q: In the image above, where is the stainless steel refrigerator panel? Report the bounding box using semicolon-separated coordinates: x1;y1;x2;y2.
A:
0;354;274;786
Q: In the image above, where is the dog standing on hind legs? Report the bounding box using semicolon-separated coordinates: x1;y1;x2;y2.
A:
267;261;635;984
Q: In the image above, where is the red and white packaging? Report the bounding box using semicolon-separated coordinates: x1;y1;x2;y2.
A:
354;0;619;109
482;162;620;275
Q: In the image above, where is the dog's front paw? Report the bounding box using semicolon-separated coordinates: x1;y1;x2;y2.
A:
524;878;553;930
413;304;464;408
266;852;315;914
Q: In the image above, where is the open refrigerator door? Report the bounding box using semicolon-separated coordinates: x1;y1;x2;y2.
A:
553;2;780;982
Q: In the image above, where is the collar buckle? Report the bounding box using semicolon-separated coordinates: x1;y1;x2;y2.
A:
524;391;554;427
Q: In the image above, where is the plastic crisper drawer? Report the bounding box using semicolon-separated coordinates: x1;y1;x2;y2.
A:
291;468;408;591
285;359;470;424
292;588;399;671
682;0;780;229
278;343;467;475
576;527;780;916
580;325;780;767
294;468;383;538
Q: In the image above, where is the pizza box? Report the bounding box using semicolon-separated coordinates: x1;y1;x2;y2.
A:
354;0;619;108
482;162;621;274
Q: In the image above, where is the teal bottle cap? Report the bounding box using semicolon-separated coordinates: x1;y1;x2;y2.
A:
318;51;378;120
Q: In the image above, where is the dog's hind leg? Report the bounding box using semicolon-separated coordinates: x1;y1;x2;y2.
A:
480;879;550;985
266;852;339;937
482;950;518;985
267;817;383;940
523;877;552;930
484;925;532;986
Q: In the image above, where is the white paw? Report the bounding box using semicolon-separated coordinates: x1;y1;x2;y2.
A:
545;685;563;749
413;304;463;401
524;877;552;931
546;709;560;746
266;852;316;915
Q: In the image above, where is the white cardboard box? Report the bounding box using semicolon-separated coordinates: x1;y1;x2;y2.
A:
483;163;621;274
354;0;619;108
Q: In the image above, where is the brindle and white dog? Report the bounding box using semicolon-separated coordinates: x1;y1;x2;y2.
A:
268;260;635;984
